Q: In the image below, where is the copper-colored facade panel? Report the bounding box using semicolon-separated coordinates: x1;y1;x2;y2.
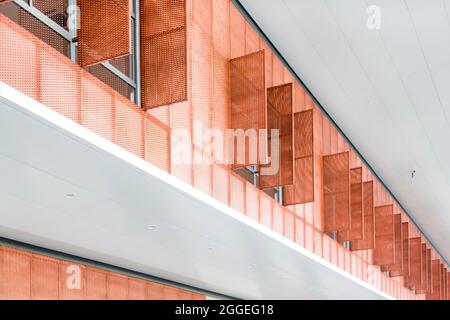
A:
409;238;422;290
390;221;409;280
323;152;350;233
78;0;131;67
0;247;31;299
441;266;447;300
338;167;363;242
140;0;187;109
350;181;374;250
387;214;403;275
260;83;294;188
283;109;314;205
31;255;59;299
446;272;450;300
0;0;13;4
415;244;428;293
230;50;266;167
107;273;129;300
373;205;394;266
86;268;107;300
426;248;432;294
429;260;441;300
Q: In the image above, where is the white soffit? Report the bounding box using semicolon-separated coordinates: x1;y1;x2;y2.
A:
0;82;390;299
238;0;450;264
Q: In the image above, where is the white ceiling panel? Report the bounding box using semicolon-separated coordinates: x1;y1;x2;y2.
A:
239;0;450;263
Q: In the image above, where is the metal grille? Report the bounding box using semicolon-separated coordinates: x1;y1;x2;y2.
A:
78;0;131;67
31;255;60;299
430;260;441;299
230;50;266;167
426;248;432;294
373;205;394;266
444;269;450;300
445;271;450;300
283;109;314;205
382;214;403;275
323;152;350;233
415;243;428;293
338;167;363;242
409;237;422;291
260;83;293;188
0;2;69;56
390;220;409;277
0;247;31;299
140;0;187;109
350;181;374;250
0;245;203;300
0;13;170;173
85;64;134;99
32;0;68;29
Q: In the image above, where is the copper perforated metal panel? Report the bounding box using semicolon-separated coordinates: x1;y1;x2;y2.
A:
230;50;266;167
430;260;441;300
283;109;314;205
426;248;432;294
373;205;394;266
31;255;60;300
445;272;450;300
0;247;31;299
32;0;68;29
78;0;131;67
59;262;86;300
415;244;428;293
107;273;129;300
391;221;410;278
140;0;187;109
338;167;363;242
350;181;374;251
409;238;422;290
445;269;448;300
323;152;350;233
128;279;147;300
388;214;403;274
0;1;13;4
86;268;107;300
260;83;293;188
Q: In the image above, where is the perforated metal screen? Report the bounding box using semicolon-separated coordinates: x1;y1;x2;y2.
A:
140;0;187;109
430;260;441;300
415;243;428;293
387;214;403;274
373;205;394;266
283;109;314;205
338;167;363;242
260;83;293;189
323;152;350;233
230;50;266;167
350;181;374;250
0;246;204;300
409;237;422;291
79;0;131;67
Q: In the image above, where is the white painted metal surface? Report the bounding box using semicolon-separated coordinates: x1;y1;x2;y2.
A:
239;0;450;264
0;82;390;299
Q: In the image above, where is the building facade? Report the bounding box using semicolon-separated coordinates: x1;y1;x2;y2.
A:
0;0;449;300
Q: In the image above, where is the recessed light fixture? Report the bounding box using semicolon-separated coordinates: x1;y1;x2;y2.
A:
65;193;76;198
208;246;214;251
147;225;158;230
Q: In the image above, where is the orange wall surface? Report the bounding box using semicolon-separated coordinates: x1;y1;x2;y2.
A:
0;245;205;300
0;0;449;300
